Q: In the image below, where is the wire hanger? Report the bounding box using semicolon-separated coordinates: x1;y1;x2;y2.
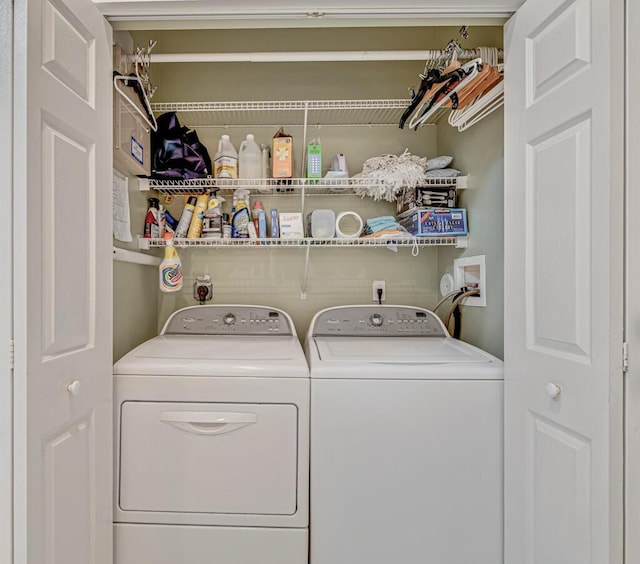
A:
113;40;158;132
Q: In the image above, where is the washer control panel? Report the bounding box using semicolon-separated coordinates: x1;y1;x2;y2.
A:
311;306;448;337
162;306;294;336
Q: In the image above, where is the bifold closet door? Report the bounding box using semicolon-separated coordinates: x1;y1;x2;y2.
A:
12;0;113;561
0;1;13;563
504;0;624;563
626;0;640;562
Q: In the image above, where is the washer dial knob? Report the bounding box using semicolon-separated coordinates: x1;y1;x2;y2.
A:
370;313;384;327
223;313;236;326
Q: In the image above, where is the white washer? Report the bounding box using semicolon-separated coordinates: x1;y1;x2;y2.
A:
305;305;503;564
113;305;309;564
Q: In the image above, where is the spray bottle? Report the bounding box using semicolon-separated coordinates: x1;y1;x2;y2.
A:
143;198;161;238
159;233;183;293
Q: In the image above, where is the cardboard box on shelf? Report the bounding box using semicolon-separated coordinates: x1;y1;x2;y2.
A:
397;208;468;237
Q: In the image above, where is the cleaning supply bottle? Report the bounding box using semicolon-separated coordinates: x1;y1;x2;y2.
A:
159;233;183;293
261;144;271;179
186;194;209;239
252;200;267;238
238;134;262;179
143;198;161;238
214;134;238;179
174;196;197;238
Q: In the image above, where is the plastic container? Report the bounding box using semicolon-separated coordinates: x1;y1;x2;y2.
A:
261;144;271;179
214;134;238;179
309;209;336;238
159;233;183;292
232;207;251;239
186;194;209;239
238;134;262;179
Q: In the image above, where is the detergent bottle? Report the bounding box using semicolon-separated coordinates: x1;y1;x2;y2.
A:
214;134;238;179
238;134;262;179
159;233;183;292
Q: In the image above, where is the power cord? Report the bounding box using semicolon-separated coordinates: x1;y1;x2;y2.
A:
377;287;383;305
443;288;480;334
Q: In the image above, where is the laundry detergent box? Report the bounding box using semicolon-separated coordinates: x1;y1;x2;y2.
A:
398;208;468;236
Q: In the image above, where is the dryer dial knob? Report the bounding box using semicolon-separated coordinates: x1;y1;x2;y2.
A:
370;313;384;327
223;313;236;326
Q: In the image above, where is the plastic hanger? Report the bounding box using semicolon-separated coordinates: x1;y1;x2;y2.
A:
448;80;504;131
448;68;504;130
408;58;482;129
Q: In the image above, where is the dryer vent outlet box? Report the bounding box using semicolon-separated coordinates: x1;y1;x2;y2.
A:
453;255;486;307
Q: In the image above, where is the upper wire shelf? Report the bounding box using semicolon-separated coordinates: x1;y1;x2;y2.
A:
139;176;468;196
150;99;423;128
138;236;466;249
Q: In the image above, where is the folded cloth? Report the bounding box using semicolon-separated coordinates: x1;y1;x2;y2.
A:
362;229;404;238
364;215;400;235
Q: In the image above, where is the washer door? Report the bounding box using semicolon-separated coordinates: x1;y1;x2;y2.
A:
118;401;298;515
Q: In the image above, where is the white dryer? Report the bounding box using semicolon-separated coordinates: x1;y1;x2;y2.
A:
113;305;309;564
305;305;503;564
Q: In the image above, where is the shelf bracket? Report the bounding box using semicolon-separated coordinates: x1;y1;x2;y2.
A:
300;245;311;300
455;236;469;249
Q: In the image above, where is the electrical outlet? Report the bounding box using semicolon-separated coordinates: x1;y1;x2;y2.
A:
372;280;386;303
193;275;213;303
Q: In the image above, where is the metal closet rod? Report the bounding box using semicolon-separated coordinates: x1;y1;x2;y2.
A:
144;48;503;64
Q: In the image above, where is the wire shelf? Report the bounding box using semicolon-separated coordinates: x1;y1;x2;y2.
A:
139;176;468;196
138;236;464;249
150;99;417;128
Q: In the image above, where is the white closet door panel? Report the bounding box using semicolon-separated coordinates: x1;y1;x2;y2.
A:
12;0;112;560
504;0;624;563
626;1;640;562
0;1;13;564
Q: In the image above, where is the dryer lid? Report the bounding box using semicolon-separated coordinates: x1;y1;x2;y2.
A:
114;335;309;377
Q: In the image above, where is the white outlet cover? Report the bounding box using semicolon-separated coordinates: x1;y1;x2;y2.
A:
440;273;455;297
453;255;486;307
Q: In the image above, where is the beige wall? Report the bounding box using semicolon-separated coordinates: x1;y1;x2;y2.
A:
437;109;505;359
113;261;160;362
114;25;505;351
113;176;161;362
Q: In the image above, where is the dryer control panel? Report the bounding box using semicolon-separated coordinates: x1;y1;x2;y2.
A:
162;305;294;336
310;306;448;337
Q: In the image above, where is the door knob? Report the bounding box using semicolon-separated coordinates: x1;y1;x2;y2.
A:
67;380;81;397
545;382;561;400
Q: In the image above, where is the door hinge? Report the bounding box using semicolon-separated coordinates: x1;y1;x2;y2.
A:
8;339;14;370
623;341;629;372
